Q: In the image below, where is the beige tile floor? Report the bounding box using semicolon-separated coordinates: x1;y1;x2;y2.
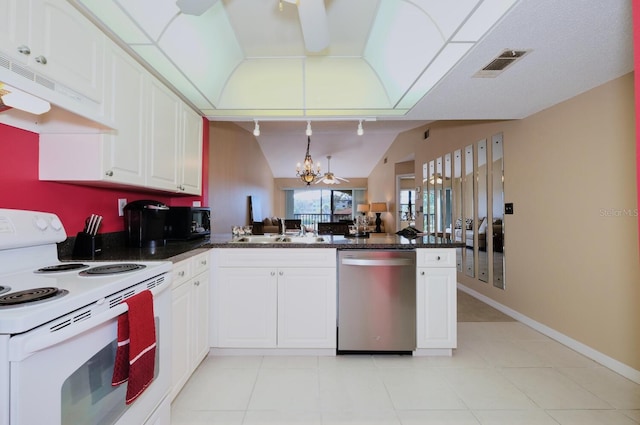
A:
171;322;640;425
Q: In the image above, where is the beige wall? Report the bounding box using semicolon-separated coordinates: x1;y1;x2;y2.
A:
368;129;421;232
372;73;640;373
208;122;275;233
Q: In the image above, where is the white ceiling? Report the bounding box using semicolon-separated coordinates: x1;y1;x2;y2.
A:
72;0;633;179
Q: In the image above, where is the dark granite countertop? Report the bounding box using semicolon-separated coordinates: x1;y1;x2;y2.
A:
58;233;213;263
205;233;464;249
57;233;463;263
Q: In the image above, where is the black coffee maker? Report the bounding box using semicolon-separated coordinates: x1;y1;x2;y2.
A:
123;200;169;248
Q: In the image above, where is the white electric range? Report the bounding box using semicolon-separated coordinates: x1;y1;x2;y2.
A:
0;208;173;425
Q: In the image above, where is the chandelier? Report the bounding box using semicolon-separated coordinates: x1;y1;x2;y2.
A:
296;136;321;185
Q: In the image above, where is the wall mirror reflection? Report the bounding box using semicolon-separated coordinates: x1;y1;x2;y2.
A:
423;160;436;234
477;140;488;282
452;149;463;272
464;145;474;278
492;134;505;289
442;154;453;240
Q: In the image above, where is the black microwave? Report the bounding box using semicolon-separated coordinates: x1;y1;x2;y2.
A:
165;207;211;240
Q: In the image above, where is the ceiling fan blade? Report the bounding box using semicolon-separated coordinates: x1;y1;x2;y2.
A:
336;176;350;182
175;0;218;16
296;0;330;52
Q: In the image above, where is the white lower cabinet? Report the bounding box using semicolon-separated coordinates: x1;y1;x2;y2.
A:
415;248;457;355
170;250;210;401
212;248;337;351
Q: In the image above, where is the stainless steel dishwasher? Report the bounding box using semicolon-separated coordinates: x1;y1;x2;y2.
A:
338;250;416;353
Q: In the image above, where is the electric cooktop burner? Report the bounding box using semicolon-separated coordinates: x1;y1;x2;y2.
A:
35;263;90;273
80;263;146;276
0;287;68;306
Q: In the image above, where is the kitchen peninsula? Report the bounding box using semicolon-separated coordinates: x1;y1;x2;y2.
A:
207;234;463;359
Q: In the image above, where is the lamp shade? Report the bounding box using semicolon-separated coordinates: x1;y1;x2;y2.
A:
357;204;369;213
370;202;387;213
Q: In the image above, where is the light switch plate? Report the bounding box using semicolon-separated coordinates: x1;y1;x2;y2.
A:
118;199;127;216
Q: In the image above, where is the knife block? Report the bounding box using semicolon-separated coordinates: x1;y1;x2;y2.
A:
72;231;102;260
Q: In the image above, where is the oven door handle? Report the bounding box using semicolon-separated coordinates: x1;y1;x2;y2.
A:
21;302;129;356
20;283;168;357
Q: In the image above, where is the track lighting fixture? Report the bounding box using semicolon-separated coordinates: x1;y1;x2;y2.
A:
357;120;364;136
305;120;312;136
253;120;260;136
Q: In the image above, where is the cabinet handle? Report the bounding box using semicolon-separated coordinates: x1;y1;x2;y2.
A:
194;280;200;286
35;55;47;65
200;260;207;265
270;271;275;276
279;271;284;276
17;45;31;55
105;170;114;177
178;271;185;277
420;271;425;275
436;256;441;261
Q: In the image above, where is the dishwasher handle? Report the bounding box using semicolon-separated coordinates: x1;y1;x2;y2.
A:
341;258;413;267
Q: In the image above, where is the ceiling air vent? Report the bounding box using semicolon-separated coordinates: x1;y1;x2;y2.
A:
473;49;530;78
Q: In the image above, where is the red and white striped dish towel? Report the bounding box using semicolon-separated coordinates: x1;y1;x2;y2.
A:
111;289;156;405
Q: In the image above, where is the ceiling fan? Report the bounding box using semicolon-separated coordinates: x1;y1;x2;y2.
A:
176;0;330;52
280;0;330;52
315;156;349;185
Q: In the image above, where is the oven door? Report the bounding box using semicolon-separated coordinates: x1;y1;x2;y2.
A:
8;281;170;425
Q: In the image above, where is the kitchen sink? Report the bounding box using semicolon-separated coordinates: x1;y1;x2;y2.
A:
230;235;327;244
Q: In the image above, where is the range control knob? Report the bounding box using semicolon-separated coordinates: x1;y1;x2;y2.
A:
34;216;48;231
49;216;63;231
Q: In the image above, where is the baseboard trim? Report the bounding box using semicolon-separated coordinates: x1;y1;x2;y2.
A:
457;283;640;385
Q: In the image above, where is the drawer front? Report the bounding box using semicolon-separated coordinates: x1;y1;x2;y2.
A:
172;259;192;288
191;252;210;275
416;248;456;268
214;248;336;268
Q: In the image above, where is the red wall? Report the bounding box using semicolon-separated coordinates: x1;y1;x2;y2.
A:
0;119;209;235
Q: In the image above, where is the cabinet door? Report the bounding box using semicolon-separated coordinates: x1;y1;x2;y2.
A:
277;267;336;348
170;281;192;401
30;0;104;102
179;105;203;195
416;267;457;348
146;77;180;192
217;268;277;348
0;0;30;64
101;43;146;185
192;271;209;366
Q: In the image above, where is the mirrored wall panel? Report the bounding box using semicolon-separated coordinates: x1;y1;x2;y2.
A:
477;140;488;282
443;154;452;240
423;160;436;234
453;149;463;272
464;144;474;278
492;134;505;289
422;133;505;287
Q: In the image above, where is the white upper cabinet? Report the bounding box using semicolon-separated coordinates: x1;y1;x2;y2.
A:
146;77;181;192
180;105;203;194
0;0;104;103
100;42;147;186
39;42;203;195
0;0;29;63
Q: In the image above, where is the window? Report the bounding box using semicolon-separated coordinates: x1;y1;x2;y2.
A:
398;189;416;225
286;189;356;228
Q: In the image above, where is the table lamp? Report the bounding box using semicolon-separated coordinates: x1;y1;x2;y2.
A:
356;204;369;216
369;202;387;233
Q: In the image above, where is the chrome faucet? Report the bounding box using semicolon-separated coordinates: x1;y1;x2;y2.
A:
280;218;286;235
299;224;306;236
